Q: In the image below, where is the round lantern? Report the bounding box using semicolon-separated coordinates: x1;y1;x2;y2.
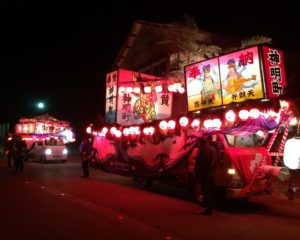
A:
249;108;260;119
126;86;133;93
133;87;141;94
155;85;162;93
159;120;168;130
144;86;151;93
212;118;222;129
191;119;200;129
86;126;92;134
284;137;300;169
123;128;130;136
225;110;236;122
179;116;189;127
203;119;213;129
118;86;125;95
167;120;176;130
115;130;122;138
239;110;249;121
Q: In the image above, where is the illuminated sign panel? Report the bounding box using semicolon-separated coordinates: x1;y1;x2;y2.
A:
219;46;264;105
105;71;118;123
185;58;222;111
184;45;282;112
105;69;173;125
262;46;286;98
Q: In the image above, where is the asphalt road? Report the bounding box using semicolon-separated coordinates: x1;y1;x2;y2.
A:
1;151;300;240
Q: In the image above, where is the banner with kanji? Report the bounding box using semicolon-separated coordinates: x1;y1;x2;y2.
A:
185;58;222;111
262;46;286;98
219;46;264;105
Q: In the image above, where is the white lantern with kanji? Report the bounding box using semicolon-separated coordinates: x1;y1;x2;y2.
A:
284;137;300;169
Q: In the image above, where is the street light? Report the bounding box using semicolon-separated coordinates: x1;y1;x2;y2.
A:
37;102;45;110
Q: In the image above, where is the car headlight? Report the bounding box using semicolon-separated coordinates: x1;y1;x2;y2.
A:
45;149;52;155
63;149;68;155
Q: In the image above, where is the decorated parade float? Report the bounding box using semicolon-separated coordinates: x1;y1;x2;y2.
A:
89;45;299;199
15;114;75;144
13;114;75;162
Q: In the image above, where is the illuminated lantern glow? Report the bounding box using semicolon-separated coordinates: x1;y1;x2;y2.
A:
239;110;249;121
110;127;117;135
203;119;213;129
133;87;140;94
173;83;181;92
118;86;125;95
133;126;140;135
290;117;298;126
284;137;300;169
101;127;108;134
98;132;104;137
249;108;260;119
179;116;189;127
92;131;98;136
167;120;176;130
168;84;175;92
191;119;200;129
126;86;133;93
178;87;185;94
225;110;236;122
123;128;130;136
86;126;92;134
143;127;155;135
115;130;122;138
268;110;278;118
155;85;162;93
212;118;222;129
159;120;168;130
144;86;151;93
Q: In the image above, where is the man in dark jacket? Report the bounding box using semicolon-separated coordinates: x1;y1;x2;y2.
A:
13;135;27;172
79;136;97;178
195;137;218;215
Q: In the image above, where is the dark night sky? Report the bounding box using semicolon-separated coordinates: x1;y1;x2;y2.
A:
1;1;300;134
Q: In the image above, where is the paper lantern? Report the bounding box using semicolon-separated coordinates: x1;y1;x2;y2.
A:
159;120;168;130
239;110;249;121
155;85;162;93
284;137;300;169
133;87;141;94
167;120;176;130
191;119;200;129
249;108;260;119
225;110;236;122
179;116;189;127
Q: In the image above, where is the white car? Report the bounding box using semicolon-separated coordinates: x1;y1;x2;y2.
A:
27;138;68;163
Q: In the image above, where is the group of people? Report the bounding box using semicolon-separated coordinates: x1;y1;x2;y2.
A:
4;134;27;172
4;131;217;216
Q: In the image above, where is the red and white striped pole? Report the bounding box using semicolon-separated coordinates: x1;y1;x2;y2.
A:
274;119;291;166
240;120;282;196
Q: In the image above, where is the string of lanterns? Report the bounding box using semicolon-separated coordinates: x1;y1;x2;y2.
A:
87;108;282;141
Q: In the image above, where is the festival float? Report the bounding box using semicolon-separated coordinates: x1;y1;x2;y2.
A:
14;114;75;162
89;45;297;199
15;113;75;144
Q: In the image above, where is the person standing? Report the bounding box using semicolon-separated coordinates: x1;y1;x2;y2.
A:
194;137;218;215
79;136;96;178
3;133;14;167
13;135;27;172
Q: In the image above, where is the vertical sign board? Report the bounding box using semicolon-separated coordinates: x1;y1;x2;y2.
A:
185;58;222;111
262;46;286;98
105;71;118;123
219;46;264;105
116;69;172;126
